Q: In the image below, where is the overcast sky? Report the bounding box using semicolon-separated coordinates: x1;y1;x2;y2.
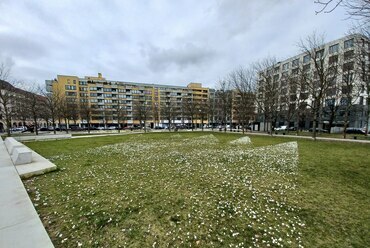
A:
0;0;353;88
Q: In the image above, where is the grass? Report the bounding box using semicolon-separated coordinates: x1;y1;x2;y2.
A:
23;132;369;247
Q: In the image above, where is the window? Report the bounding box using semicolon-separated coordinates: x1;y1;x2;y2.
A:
343;62;354;71
344;38;354;49
303;64;311;71
360;96;364;105
292;68;299;75
303;54;311;63
340;98;348;106
65;85;76;90
316;49;324;59
79;81;87;85
282;63;289;70
329;44;339;54
329;55;338;64
89;87;97;91
327;88;337;96
342;72;354;83
344;50;354;60
342;86;352;95
326;98;335;106
80;93;88;97
90;93;97;97
328;77;337;87
79;87;87;91
66;92;77;96
300;93;308;99
292;59;299;67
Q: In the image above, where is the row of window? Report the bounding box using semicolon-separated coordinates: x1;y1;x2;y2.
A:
280;38;356;71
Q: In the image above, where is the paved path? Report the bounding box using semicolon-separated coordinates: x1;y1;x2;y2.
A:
0;137;54;248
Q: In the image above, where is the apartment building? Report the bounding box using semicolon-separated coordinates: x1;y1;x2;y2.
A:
46;73;210;128
256;33;370;131
0;80;47;133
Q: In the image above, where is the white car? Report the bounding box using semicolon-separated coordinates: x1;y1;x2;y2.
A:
275;125;287;131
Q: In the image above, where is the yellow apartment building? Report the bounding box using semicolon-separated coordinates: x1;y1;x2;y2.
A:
46;73;211;128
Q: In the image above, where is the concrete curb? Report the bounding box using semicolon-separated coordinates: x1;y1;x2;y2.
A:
0;137;54;248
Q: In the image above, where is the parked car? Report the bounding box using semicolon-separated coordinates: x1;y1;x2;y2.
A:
345;128;365;134
275;125;288;131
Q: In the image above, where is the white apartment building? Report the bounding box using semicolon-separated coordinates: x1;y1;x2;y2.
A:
257;33;370;131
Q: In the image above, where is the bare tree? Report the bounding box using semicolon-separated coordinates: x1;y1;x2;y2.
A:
315;0;370;27
24;85;45;135
133;99;152;133
198;99;209;131
161;99;178;131
182;96;198;131
40;85;62;134
298;32;338;139
349;30;370;135
115;99;127;133
208;91;217;130
322;77;342;133
228;67;257;134
68;102;79;126
254;57;280;134
79;94;92;134
152;102;160;128
340;41;366;137
216;79;233;132
58;96;70;133
0;63;18;136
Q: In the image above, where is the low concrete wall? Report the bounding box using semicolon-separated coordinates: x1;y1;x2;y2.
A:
13;134;72;142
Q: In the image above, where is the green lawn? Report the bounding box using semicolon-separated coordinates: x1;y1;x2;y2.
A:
24;132;370;247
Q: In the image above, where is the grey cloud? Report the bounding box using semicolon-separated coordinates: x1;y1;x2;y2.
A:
215;0;281;37
144;43;217;71
0;0;353;88
0;34;48;59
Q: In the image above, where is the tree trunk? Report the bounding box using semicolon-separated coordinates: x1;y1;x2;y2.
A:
64;118;69;134
34;116;39;135
343;106;350;139
312;109;317;140
87;121;91;134
365;98;369;136
52;117;56;134
201;116;204;131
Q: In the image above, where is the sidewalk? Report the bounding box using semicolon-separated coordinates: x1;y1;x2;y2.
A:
0;137;54;248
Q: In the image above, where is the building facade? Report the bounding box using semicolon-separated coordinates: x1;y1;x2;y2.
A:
256;34;370;132
0;80;47;133
46;74;210;128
